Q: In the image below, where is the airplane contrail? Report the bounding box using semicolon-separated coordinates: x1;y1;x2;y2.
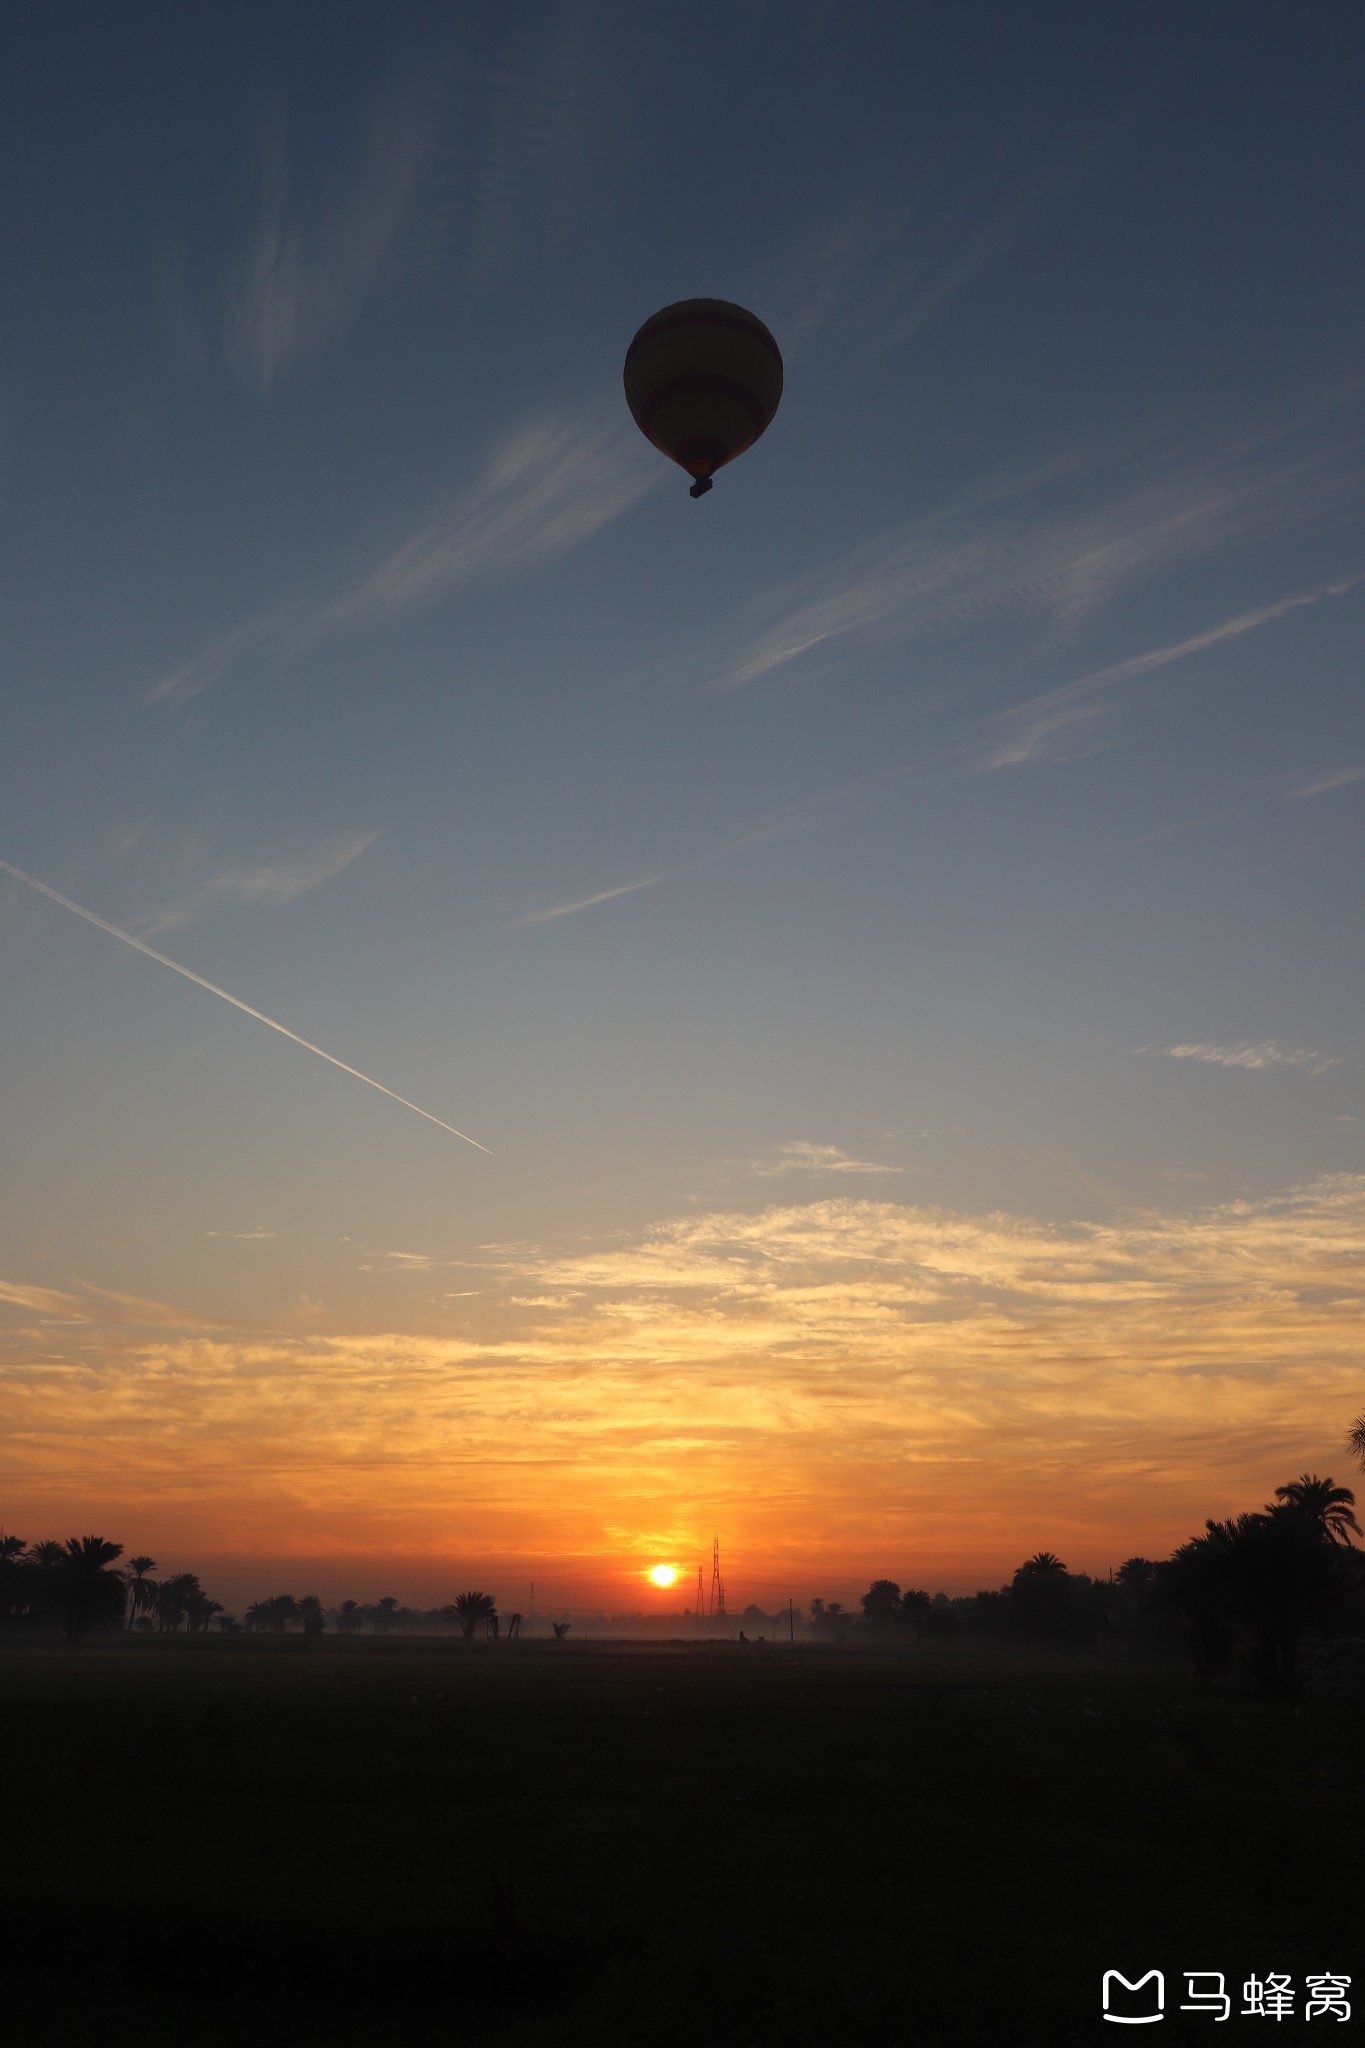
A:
0;858;490;1154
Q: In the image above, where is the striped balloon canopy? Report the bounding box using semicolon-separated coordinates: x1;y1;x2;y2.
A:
623;299;783;499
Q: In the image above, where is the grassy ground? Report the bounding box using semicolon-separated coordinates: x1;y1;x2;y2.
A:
2;1635;1360;2046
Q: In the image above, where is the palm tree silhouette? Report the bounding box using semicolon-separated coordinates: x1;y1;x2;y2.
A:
1347;1415;1365;1472
123;1555;157;1630
1016;1552;1067;1578
336;1598;362;1634
1;1535;38;1628
1164;1509;1335;1695
1272;1475;1361;1546
1010;1551;1072;1642
157;1572;204;1632
445;1590;497;1640
51;1535;125;1641
184;1588;221;1632
1116;1557;1157;1591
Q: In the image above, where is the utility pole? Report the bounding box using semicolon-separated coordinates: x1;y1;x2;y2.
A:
696;1565;706;1620
710;1534;725;1619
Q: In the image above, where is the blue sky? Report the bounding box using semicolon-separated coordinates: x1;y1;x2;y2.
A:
2;5;1363;1604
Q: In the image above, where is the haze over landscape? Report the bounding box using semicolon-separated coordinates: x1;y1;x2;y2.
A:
3;5;1363;1617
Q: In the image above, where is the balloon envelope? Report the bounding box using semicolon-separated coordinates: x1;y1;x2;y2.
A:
624;299;782;495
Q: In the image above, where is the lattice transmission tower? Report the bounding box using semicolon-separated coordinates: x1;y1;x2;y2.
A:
709;1533;726;1618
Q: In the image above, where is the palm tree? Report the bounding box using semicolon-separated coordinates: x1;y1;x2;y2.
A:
1010;1550;1072;1642
445;1590;496;1641
297;1594;325;1636
24;1541;65;1624
123;1555;157;1629
1346;1415;1365;1471
1272;1475;1361;1546
1113;1558;1158;1628
243;1600;269;1633
185;1590;222;1633
50;1536;125;1641
157;1572;203;1632
1162;1510;1336;1695
335;1599;362;1635
0;1539;27;1627
1015;1551;1067;1579
370;1595;400;1636
1116;1557;1157;1592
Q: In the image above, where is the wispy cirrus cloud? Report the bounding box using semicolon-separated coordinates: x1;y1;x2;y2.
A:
322;400;658;626
725;434;1354;694
149;398;657;707
225;75;450;393
0;1279;92;1321
217;15;615;388
0;1277;219;1327
1291;764;1365;800
357;1249;447;1273
988;574;1363;768
510;816;793;929
749;1141;906;1179
762;136;1079;364
453;10;606;298
135;832;379;936
1151;1042;1337;1074
512;867;681;928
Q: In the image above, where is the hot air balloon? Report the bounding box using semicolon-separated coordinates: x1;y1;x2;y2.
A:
623;298;782;499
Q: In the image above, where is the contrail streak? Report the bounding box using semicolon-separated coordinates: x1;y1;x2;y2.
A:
0;858;490;1154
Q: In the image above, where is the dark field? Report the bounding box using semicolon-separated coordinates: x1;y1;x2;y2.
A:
4;1637;1360;2046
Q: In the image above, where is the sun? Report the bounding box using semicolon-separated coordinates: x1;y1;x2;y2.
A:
647;1564;679;1588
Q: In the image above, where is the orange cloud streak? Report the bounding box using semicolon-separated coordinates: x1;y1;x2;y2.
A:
2;1176;1361;1601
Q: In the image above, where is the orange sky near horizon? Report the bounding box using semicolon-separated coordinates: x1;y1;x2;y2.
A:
4;1174;1362;1613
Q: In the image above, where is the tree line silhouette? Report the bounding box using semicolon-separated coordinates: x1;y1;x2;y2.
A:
804;1465;1364;1696
0;1546;554;1647
5;1417;1362;1692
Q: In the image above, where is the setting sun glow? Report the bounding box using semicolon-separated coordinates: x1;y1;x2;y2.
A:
647;1565;679;1588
